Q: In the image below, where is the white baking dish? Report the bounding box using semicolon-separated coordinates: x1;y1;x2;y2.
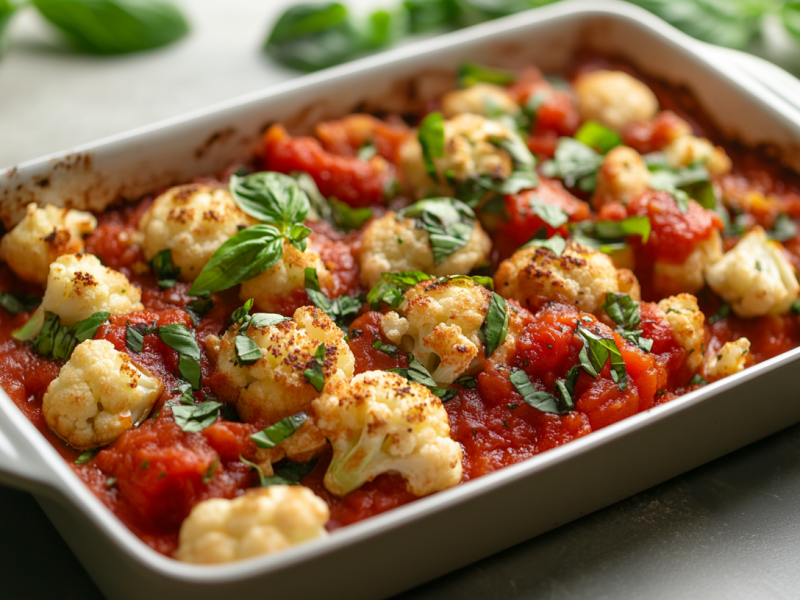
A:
3;2;800;598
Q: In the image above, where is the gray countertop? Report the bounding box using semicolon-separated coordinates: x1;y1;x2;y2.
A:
2;1;799;598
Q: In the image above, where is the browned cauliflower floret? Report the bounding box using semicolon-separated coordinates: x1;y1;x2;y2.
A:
175;486;329;564
663;135;732;177
359;211;491;289
653;230;723;296
703;338;751;382
593;146;650;210
705;227;800;317
440;83;520;119
139;184;255;281
656;294;705;373
240;240;334;314
399;113;515;198
41;254;143;326
494;240;641;313
381;277;509;386
313;370;462;497
0;203;97;284
214;306;354;424
574;70;659;131
42;339;163;450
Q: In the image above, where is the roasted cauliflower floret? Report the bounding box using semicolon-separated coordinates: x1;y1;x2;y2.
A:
381;278;499;386
494;240;641;314
574;70;659;131
703;338;751;382
663;135;732;177
400;113;515;198
656;294;705;373
441;83;520;119
653;230;723;296
214;306;354;424
175;486;329;564
705;227;800;318
359;211;491;289
0;203;97;285
139;184;254;281
42;340;162;450
240;241;334;314
313;370;462;497
42;254;143;326
593;146;650;209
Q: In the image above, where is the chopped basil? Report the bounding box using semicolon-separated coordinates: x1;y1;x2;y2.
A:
570;216;651;254
20;310;109;361
330;198;373;232
457;62;516;88
555;365;579;410
574;120;622;153
304;268;362;329
173;381;195;405
0;292;40;316
400;197;476;264
150;249;180;288
689;374;708;386
202;457;220;484
418;111;445;181
234;335;262;366
357;140;378;161
521;233;567;256
575;325;628;390
489;134;536;173
792;299;800;315
230;171;310;231
645;156;714;212
172;401;223;433
367;270;433;310
372;338;398;358
455;375;478;389
231;298;254;326
158;323;201;389
455;169;537;208
188;224;286;296
388;353;457;401
509;370;569;414
540;137;603;191
708;302;731;325
125;320;157;353
479;292;508;359
303;343;326;392
184;297;214;325
74;449;98;465
249;313;291;328
528;197;569;229
602;292;653;353
251;412;308;449
767;213;798;242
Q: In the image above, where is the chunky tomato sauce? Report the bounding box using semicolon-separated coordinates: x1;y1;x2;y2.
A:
3;55;800;559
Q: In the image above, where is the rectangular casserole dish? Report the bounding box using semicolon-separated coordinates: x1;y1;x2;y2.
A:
3;1;800;598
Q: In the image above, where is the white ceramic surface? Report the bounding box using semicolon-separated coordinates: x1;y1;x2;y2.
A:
2;2;800;599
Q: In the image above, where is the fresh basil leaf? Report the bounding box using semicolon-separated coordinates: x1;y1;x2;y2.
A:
303;343;326;392
0;0;18;56
457;62;516;88
404;0;459;32
304;268;362;329
571;216;651;254
287;222;312;252
480;292;508;358
689;373;708;386
158;323;200;359
249;313;291;329
455;375;477;389
647;159;713;212
184;297;214;325
11;306;45;342
265;458;318;486
231;298;255;326
0;292;41;316
73;311;110;343
555;365;579;410
708;302;730;325
489;134;536;172
178;354;201;389
74;449;98;465
251;412;308;449
540;137;603;191
202;456;220;484
575;325;628;391
188;224;284;296
27;310;109;361
32;0;189;55
363;7;407;50
574;120;622;153
125;320;157;353
418;111;445;182
240;454;268;486
234;335;262;366
372;338;398;358
389;353;459;401
150;248;180;288
330;198;373;231
172;401;223;433
603;293;653;353
219;402;240;422
767;213;797;243
528;197;569;229
367;270;432;310
172;381;195;405
400;197;476;264
509;370;568;414
264;2;363;72
230;171;309;231
521;233;567;256
456;0;537;25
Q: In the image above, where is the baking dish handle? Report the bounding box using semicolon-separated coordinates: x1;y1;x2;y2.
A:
0;398;59;494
